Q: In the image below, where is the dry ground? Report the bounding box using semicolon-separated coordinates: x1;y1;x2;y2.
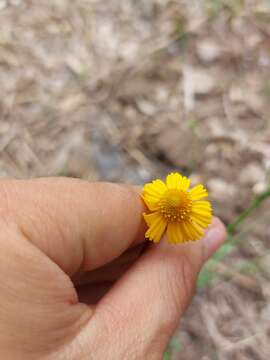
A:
0;1;270;359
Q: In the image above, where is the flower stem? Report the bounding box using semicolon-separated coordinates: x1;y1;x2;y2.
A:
227;186;270;235
198;185;270;289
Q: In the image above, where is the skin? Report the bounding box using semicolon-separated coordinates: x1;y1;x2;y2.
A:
0;178;226;360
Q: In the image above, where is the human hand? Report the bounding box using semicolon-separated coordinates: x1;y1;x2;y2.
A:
0;178;226;359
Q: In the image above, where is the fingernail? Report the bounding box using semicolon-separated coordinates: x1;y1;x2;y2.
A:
202;220;226;261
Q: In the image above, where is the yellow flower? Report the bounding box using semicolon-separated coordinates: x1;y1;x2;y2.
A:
141;172;212;244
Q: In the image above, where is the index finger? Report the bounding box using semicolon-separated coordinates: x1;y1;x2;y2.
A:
0;178;147;275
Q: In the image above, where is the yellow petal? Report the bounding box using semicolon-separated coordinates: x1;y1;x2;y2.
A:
167;222;177;244
191;198;212;228
191;213;211;228
143;179;167;198
192;207;212;218
189;184;208;201
192;200;212;208
142;179;167;211
180;176;191;191
167;222;184;244
184;221;203;241
143;212;161;227
192;200;212;214
145;214;167;243
178;222;189;242
181;222;194;241
142;195;160;211
166;172;190;191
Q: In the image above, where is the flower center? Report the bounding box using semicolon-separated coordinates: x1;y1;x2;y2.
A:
159;189;192;222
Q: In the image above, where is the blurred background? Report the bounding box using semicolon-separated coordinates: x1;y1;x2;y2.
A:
0;0;270;359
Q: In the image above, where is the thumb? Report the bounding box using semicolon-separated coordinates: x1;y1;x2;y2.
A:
77;218;226;358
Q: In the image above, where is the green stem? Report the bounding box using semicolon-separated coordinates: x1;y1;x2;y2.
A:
198;186;270;289
227;186;270;235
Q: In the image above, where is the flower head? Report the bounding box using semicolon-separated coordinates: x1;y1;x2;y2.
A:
141;172;212;244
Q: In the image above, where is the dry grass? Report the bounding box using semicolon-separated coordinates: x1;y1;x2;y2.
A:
1;0;270;358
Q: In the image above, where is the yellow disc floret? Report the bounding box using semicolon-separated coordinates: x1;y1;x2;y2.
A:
159;189;192;222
